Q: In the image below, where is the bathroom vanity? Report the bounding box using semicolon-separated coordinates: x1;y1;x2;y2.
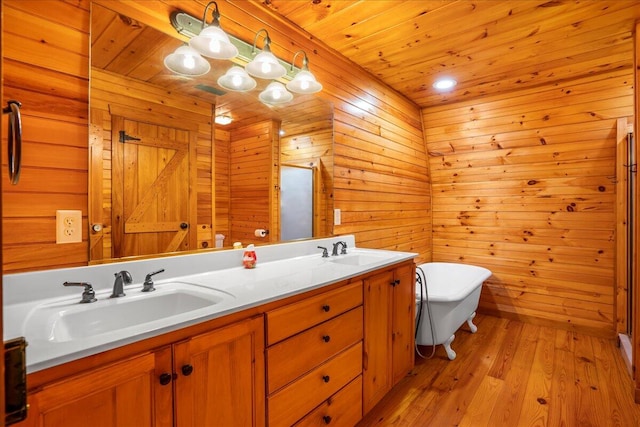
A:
4;236;416;426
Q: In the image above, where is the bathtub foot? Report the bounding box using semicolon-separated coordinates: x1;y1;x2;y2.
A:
443;334;456;360
467;311;478;333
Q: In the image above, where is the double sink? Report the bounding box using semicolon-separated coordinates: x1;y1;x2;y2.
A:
25;251;389;344
7;243;412;372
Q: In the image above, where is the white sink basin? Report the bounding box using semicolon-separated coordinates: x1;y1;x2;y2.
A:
25;282;234;343
330;252;390;266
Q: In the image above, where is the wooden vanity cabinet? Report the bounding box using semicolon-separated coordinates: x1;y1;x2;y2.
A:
265;281;364;426
363;261;415;414
18;352;159;427
18;315;264;427
17;259;416;427
172;315;265;427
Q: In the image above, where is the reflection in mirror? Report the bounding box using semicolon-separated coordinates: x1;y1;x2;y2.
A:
88;2;333;263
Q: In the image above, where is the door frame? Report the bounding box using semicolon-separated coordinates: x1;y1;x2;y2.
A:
88;105;199;260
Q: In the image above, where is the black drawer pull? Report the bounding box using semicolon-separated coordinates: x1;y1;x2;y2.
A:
322;335;331;343
322;375;330;383
323;415;332;424
322;304;330;312
159;373;172;385
181;364;194;376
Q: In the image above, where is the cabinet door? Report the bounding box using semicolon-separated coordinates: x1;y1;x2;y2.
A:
392;262;416;384
362;269;394;414
22;352;159;427
173;316;265;427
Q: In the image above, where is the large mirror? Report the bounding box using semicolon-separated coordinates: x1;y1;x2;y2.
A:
88;2;334;263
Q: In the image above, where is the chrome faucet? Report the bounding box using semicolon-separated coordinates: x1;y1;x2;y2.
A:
332;241;348;256
63;282;97;303
142;269;165;292
111;270;132;298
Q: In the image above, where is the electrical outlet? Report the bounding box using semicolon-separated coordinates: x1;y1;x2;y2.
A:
56;210;82;244
334;208;341;226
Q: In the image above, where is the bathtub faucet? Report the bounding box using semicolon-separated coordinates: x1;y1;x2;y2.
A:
332;241;348;256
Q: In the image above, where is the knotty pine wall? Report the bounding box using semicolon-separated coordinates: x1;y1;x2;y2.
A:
1;0;430;275
422;69;634;337
228;120;280;246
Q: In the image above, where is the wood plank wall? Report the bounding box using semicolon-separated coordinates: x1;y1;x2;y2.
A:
2;0;90;272
229;120;279;245
90;69;216;258
1;0;429;274
422;69;634;337
215;127;231;247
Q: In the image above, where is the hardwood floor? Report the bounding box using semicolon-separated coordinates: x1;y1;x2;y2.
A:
357;314;640;427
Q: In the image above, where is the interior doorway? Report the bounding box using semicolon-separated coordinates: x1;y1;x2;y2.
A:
280;164;315;241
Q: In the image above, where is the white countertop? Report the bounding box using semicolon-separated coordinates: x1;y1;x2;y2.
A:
3;236;416;373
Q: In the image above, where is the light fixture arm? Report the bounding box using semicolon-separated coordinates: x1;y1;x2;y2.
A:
252;28;273;55
202;1;222;28
290;50;310;72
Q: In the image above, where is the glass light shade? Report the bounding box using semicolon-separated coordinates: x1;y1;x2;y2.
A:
189;25;238;59
246;51;287;79
259;81;293;105
217;66;257;92
164;45;211;76
286;70;323;94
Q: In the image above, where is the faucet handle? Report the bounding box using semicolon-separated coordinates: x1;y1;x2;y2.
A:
317;246;329;258
142;269;165;292
340;241;348;255
63;282;97;304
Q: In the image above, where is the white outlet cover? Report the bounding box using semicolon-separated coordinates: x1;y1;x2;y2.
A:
56;210;82;244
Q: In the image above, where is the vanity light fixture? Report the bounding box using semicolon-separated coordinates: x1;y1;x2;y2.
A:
217;65;257;92
214;114;233;125
433;77;457;91
188;2;238;60
245;29;287;80
259;81;293;105
163;44;211;76
286;50;322;94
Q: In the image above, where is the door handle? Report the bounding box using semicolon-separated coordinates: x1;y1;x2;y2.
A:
2;100;22;185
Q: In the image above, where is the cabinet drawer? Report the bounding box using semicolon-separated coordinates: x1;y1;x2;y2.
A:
293;375;362;427
268;342;362;427
266;281;363;345
267;306;363;394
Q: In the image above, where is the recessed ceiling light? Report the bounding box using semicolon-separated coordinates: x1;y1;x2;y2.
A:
215;115;232;125
433;78;457;91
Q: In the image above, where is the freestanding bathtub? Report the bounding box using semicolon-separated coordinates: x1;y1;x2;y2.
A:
415;262;492;360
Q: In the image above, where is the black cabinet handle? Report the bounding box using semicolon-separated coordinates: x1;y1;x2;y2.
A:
390;279;400;287
323;415;332;424
159;373;172;385
181;364;194;376
180;222;189;230
322;375;330;383
322;304;330;312
322;335;331;343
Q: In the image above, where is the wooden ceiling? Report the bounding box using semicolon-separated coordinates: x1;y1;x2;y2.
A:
261;0;640;108
92;0;640;114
